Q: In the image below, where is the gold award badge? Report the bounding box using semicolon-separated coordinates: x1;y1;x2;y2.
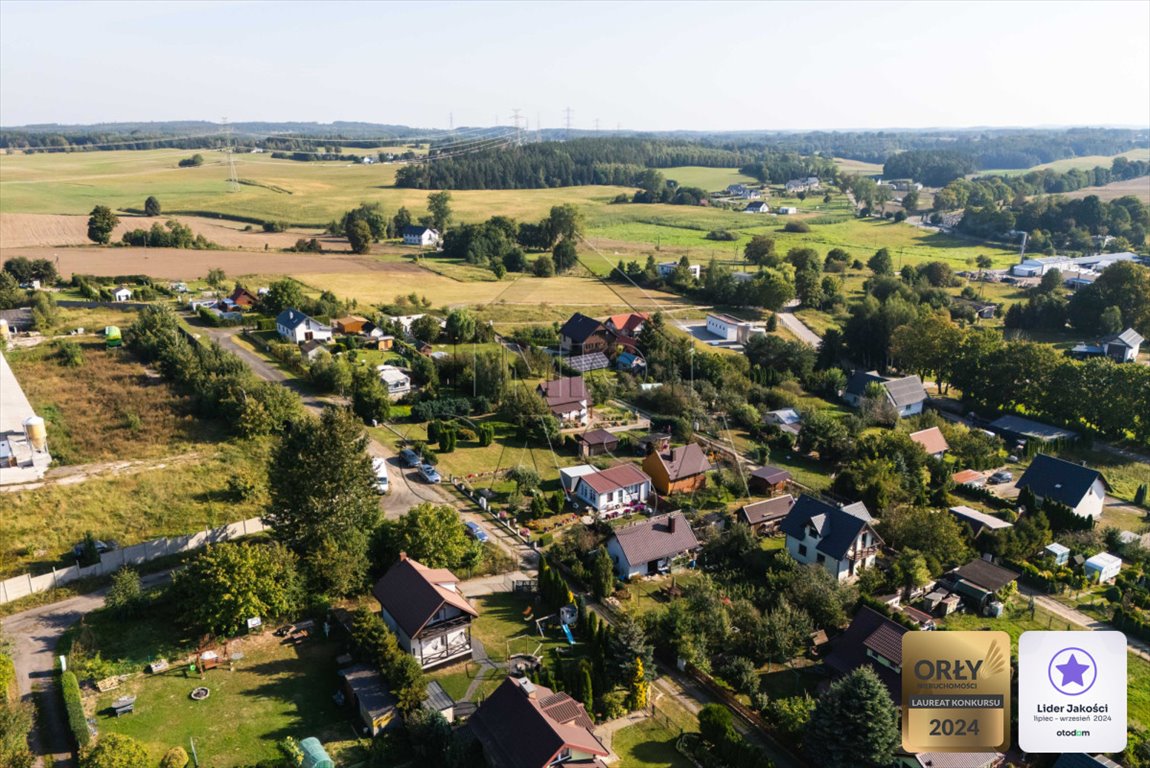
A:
902;631;1011;753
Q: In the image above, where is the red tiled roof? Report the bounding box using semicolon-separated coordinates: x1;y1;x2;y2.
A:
952;469;982;485
909;426;949;455
605;312;648;335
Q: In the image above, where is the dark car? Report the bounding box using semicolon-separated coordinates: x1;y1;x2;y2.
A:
988;470;1014;484
72;539;116;558
399;448;421;468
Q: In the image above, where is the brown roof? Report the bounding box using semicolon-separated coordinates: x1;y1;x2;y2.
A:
372;555;477;639
469;677;607;768
576;429;618;447
952;469;983;485
579;463;651;495
863;622;905;664
739;495;795;525
909;426;949;455
610;512;701;566
653;443;712;482
538;376;587;409
749;465;792;485
824;606;909;703
951;559;1019;594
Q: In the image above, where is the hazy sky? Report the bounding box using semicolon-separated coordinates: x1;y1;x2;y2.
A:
2;0;1148;131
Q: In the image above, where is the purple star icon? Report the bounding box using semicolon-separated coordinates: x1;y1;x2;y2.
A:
1055;653;1090;687
1047;647;1097;696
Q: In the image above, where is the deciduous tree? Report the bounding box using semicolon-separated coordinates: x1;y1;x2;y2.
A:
87;205;119;244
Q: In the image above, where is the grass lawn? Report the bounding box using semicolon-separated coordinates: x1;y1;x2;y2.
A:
95;633;365;767
613;718;692;768
468;592;570;663
615;572;706;620
659;166;759;191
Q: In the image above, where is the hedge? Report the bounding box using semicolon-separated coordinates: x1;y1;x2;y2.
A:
61;670;91;748
1113;606;1150;644
0;653;15;701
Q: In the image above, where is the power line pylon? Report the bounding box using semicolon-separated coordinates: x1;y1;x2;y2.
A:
222;117;238;193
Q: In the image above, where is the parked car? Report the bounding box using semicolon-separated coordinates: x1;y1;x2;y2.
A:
989;470;1013;484
399;448;421;468
419;464;442;484
72;539;116;558
464;521;489;544
372;457;389;494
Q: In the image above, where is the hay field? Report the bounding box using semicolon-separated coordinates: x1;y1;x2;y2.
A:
977;148;1150;177
834;157;884;175
1051;176;1150;204
659;166;759;190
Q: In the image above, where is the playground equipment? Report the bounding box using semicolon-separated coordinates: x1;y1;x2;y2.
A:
561;624;575;645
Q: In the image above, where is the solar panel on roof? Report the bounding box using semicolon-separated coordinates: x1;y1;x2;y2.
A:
567;352;609;372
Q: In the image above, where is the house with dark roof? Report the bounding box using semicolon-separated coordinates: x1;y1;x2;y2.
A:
738;494;794;535
780;495;882;581
559;313;611;356
842;371;928;417
747;465;792;495
1100;328;1143;362
574;429;618;458
909;426;949;458
275;308;332;344
743;201;770;214
903;751;1004;768
537;376;590;426
1016;453;1108;519
940;558;1019;611
572;463;652;518
823;606;908;703
372;554;478;669
468;677;608;768
641;442;712;495
606;511;701;579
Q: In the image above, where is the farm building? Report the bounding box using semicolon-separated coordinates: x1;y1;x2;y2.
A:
606;511;700;579
373;555;478;670
402;226;440;247
1016;454;1108;520
275;308;332;344
0;351;52;484
1084;552;1121;583
641;442;712;495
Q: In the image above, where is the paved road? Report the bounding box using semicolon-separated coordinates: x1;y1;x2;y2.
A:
1;571;172;768
1018;584;1150;662
778;300;822;347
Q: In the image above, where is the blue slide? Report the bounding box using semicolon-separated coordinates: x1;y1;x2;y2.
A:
561;624;575;645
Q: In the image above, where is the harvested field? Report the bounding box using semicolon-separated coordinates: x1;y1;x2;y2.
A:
0;212;334;250
1051;176;1150;204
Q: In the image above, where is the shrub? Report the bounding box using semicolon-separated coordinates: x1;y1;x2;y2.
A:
61;670;90;748
783;221;811;233
55;340;84;367
160;747;190;768
262;221;287;233
705;229;738;241
0;653;15;700
719;656;759;697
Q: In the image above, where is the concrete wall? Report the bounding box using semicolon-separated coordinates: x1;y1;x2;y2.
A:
0;517;267;605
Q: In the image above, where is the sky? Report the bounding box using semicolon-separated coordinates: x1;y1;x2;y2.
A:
2;0;1148;131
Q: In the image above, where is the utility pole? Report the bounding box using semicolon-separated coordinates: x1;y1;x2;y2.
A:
594;118;600;132
511;108;523;146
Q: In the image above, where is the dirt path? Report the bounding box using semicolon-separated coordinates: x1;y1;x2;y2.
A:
778;300;822;347
1018;584;1150;662
0;452;203;494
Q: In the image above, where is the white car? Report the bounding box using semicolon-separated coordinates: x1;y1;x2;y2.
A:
372;457;389;494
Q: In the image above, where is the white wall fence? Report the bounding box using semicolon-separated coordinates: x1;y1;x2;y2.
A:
0;517;267;605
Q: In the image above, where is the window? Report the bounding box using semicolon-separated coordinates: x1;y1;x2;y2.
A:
798;544;808;557
816;553;826;565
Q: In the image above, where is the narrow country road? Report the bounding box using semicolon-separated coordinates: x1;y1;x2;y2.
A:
778;300;822;347
1018;584;1150;662
0;571;172;768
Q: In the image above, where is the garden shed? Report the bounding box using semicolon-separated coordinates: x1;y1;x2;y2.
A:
1084;552;1122;583
1045;543;1070;566
299;737;333;768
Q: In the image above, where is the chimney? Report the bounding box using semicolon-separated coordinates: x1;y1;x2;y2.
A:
399;551;407;561
668;514;676;533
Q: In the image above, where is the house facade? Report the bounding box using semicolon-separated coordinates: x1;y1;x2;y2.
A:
537;376;590;426
641;442;712;495
402;226;440;247
558;313;611;355
112;286;133;302
373;555;478;670
1016;453;1108;519
780;495;881;581
606;511;700;579
572;463;652;518
275;308;333;343
743;201;770;214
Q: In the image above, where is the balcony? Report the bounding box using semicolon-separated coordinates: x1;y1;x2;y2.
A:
846;545;880;561
419;612;472;639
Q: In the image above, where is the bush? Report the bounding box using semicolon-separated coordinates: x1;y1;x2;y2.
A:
160;747;190;768
719;656;759;697
55;340;84;367
262;221;287;233
705;230;738;241
61;670;90;748
783;221;811;233
0;653;15;699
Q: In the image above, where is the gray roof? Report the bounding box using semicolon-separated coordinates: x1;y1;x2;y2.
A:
610;512;700;566
558;312;606;343
275;307;328;331
739;495;795;525
948;506;1013;535
340;664;396;719
1102;327;1144;348
749;465;792;485
844;370;886;398
950;559;1018;593
423;680;454;713
882;375;927;407
779;494;879;560
1017;453;1106;508
989;414;1077;442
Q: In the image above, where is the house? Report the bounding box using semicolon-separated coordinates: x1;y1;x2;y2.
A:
989;414;1077;445
776;206;798;215
559;464;598;495
1052;755;1124;768
641;442;712;495
401;225;440;247
1084;552;1121;583
909;426;949;458
228;286;259;310
572;463;652;518
726;183;761;199
575;429;618;458
903;753;1004;768
339;664;397;736
780;495;882;581
604;312;648;339
842;371;927;417
1045;542;1070;566
948;506;1013;539
558;313;611;355
537;376;589;426
738;494;795;535
747;465;792;495
615;352;644;373
656;261;702;280
705;313;756;342
468;677;608;768
785;177;820;194
372;554;478;669
376;365;412;399
763;408;801;437
743;201;770;214
112;286;133;302
942;559;1018;611
300;339;328;362
823;606;908;703
606;511;700;579
1101;328;1143;362
1016;453;1108;519
275;308;333;344
951;469;984;487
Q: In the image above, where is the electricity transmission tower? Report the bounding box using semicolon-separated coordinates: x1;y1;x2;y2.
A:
511;108;523;146
564;107;573;140
222;117;238;192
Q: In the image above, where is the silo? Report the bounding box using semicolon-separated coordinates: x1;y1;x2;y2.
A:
24;416;48;452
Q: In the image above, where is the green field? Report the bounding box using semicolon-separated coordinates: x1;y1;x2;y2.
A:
976;148;1150;177
659;166;759;191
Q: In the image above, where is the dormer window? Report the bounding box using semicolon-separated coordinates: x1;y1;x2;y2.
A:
807;525;819;539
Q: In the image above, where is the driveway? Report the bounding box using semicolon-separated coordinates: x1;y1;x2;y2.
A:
1017;584;1150;663
778;300;821;347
